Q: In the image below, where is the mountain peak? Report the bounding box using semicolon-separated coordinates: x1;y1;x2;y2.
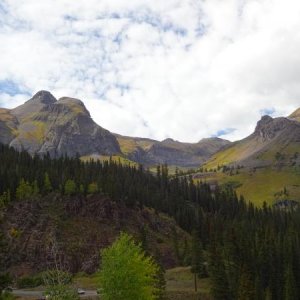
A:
28;90;57;105
162;138;176;143
57;97;90;117
11;90;57;119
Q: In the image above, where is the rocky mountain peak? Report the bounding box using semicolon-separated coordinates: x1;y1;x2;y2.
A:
254;115;296;140
161;138;176;144
28;90;57;105
11;90;57;120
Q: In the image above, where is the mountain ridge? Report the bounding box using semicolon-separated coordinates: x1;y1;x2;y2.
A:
0;91;230;167
204;110;300;169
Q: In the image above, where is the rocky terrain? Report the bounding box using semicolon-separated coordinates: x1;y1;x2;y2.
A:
0;90;230;167
1;194;189;277
0;91;120;157
117;135;230;168
205;109;300;169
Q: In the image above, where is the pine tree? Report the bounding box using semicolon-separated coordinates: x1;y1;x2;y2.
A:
209;243;231;300
64;179;76;196
191;230;206;293
284;264;298;300
16;178;33;200
44;172;52;194
237;268;255;300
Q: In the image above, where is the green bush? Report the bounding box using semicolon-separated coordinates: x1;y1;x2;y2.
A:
17;275;43;288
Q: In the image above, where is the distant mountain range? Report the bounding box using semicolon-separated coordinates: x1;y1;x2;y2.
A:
0;90;230;168
1;90;299;170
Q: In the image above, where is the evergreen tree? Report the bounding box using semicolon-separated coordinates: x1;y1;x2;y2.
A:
44;172;52;194
16;178;33;200
209;243;231;300
191;230;206;292
64;179;76;196
284;264;298;300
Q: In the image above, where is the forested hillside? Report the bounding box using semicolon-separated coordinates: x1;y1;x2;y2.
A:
1;144;300;299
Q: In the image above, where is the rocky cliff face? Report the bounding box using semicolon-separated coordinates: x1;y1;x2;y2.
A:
254;115;299;141
1;91;121;157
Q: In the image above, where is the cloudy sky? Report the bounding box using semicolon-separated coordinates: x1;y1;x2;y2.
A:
0;0;300;142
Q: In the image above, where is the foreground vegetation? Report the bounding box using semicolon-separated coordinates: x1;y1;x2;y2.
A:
1;144;300;299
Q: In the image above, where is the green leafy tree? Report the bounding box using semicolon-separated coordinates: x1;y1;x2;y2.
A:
64;179;76;196
99;232;160;300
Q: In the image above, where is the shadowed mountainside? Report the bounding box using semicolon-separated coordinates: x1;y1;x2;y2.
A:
1;194;189;276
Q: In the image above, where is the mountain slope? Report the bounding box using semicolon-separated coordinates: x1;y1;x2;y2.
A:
1;194;189;276
0;91;230;167
1;91;121;157
205;113;300;169
116;135;230;168
197;108;300;206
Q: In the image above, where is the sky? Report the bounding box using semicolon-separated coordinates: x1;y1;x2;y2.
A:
0;0;300;142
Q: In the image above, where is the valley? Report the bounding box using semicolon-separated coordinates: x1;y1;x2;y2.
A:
1;91;300;300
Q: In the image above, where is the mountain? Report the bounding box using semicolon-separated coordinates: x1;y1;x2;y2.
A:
205;110;300;169
116;135;230;168
0;91;121;157
0;90;230;167
198;108;300;206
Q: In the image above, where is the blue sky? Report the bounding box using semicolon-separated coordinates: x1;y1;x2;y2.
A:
0;0;300;142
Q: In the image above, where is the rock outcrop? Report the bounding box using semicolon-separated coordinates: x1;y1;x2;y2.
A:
1;91;121;157
205;112;300;168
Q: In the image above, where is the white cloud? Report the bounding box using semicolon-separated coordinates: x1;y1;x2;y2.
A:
1;0;300;142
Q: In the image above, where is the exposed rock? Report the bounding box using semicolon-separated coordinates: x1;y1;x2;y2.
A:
3;91;121;157
0;91;231;167
254;115;296;140
205;112;300;168
1;194;189;275
119;136;231;168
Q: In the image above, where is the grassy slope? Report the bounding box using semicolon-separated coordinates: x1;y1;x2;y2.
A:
204;137;299;171
116;136;155;155
195;167;300;206
204;143;243;169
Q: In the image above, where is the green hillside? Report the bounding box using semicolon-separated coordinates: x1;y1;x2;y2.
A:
194;166;300;206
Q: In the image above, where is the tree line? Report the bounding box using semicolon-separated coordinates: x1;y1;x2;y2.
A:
1;143;300;299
